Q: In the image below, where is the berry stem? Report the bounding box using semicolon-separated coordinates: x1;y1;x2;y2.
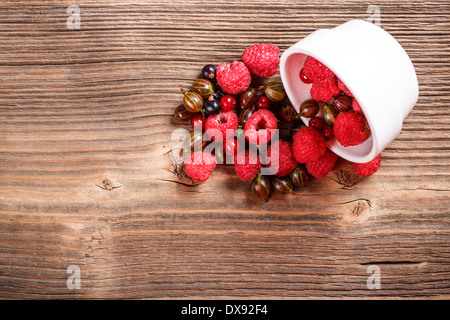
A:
363;124;371;132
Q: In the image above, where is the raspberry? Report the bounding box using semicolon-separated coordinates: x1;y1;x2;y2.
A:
310;77;340;102
352;98;363;114
242;43;280;77
353;154;381;177
266;140;298;177
216;60;251;95
337;78;353;97
292;127;327;163
306;149;338;179
334;111;371;147
205;111;238;141
234;150;262;181
244;109;278;145
302;56;335;82
185;152;217;183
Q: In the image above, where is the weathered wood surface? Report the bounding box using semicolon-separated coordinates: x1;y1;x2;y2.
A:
0;0;449;299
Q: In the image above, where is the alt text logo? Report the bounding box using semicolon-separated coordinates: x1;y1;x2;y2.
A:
66;265;81;290
366;265;381;290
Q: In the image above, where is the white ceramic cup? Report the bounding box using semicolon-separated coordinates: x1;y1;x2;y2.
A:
280;20;419;163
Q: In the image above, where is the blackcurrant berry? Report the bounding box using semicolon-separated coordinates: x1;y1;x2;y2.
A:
214;88;226;101
202;64;216;81
204;99;221;116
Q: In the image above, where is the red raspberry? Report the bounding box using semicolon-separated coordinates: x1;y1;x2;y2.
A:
306;149;338;179
352;98;363;114
205;111;238;141
310;77;340;102
244;109;278;145
234;150;262;181
337;78;353;97
334;111;371;147
353;154;381;177
242;43;280;77
292;127;327;163
302;56;335;82
216;61;251;95
266;140;298;177
185;152;217;183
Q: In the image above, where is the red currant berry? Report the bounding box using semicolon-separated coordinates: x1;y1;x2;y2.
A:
220;95;237;112
224;138;239;156
299;68;314;84
323;125;335;141
309;116;325;133
256;95;271;109
190;114;205;130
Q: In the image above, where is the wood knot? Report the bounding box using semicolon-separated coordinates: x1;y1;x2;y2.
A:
169;162;198;187
341;199;373;222
349;199;372;220
334;169;361;188
169;149;198;187
351;201;367;217
95;179;121;191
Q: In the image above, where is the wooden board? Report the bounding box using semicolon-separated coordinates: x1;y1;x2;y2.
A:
0;0;449;299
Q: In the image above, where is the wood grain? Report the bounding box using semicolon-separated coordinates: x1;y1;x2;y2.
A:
0;0;449;299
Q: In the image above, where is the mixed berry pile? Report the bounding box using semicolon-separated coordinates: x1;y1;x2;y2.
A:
174;43;381;202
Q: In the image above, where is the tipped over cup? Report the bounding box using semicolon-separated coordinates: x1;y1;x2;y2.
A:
280;20;419;163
